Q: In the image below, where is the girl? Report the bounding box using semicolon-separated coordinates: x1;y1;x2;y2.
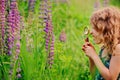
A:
82;7;120;80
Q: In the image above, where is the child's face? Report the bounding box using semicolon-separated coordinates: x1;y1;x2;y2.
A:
90;28;102;44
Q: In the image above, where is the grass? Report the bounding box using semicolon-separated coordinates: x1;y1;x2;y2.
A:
0;0;120;80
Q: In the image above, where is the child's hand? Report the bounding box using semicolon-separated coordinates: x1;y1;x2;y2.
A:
82;40;97;58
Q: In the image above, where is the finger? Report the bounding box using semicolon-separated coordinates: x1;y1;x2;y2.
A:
82;47;85;51
86;45;95;51
85;45;92;49
87;43;91;46
84;42;90;47
85;37;89;42
83;44;86;48
85;42;93;47
87;43;94;49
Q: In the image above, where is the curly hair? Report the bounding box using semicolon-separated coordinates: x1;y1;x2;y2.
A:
90;7;120;55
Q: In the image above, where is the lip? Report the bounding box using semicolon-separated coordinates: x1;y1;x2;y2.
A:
92;35;95;38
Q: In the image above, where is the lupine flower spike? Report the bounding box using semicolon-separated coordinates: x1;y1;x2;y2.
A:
39;0;55;69
55;0;68;3
39;0;52;27
28;0;36;12
59;30;66;42
94;0;101;11
26;0;36;52
8;0;21;79
0;0;6;54
103;0;109;7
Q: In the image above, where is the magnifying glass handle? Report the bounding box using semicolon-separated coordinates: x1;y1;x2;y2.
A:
85;37;89;42
85;37;91;46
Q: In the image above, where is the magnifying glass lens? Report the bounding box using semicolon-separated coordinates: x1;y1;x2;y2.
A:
84;27;89;35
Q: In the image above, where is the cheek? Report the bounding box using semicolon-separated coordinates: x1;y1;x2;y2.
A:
92;32;99;38
95;35;104;44
91;29;99;36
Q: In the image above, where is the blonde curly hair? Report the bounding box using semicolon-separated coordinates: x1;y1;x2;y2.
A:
90;7;120;55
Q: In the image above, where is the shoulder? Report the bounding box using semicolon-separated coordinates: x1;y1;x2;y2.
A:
109;44;120;78
113;44;120;56
115;44;120;50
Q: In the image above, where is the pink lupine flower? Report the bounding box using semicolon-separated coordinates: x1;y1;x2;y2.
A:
28;0;36;12
39;0;55;69
94;0;101;11
59;30;66;42
17;73;21;78
0;0;6;53
48;34;54;68
8;0;22;79
39;0;52;26
103;0;109;7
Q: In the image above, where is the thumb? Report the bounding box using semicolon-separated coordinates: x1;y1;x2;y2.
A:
87;43;95;49
85;37;89;42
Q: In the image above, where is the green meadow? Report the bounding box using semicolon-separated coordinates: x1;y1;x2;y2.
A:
0;0;120;80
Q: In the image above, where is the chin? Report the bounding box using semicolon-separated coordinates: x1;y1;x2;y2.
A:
94;40;102;44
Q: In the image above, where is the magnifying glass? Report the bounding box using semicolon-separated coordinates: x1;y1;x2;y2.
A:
84;26;90;42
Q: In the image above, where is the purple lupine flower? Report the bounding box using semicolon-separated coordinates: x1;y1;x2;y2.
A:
40;0;55;69
59;30;66;42
103;0;109;7
28;0;36;12
8;0;22;79
27;0;36;52
7;6;15;55
9;69;13;75
45;35;50;50
48;34;54;69
39;0;52;27
17;73;21;78
0;0;5;39
0;0;6;53
16;62;21;79
94;0;101;11
44;19;53;50
17;67;21;73
7;0;21;56
44;20;54;69
55;0;68;3
20;16;25;30
15;10;21;59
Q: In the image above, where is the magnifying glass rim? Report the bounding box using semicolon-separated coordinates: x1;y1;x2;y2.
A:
84;26;89;35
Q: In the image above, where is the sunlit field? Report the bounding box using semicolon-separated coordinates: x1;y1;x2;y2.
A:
0;0;120;80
